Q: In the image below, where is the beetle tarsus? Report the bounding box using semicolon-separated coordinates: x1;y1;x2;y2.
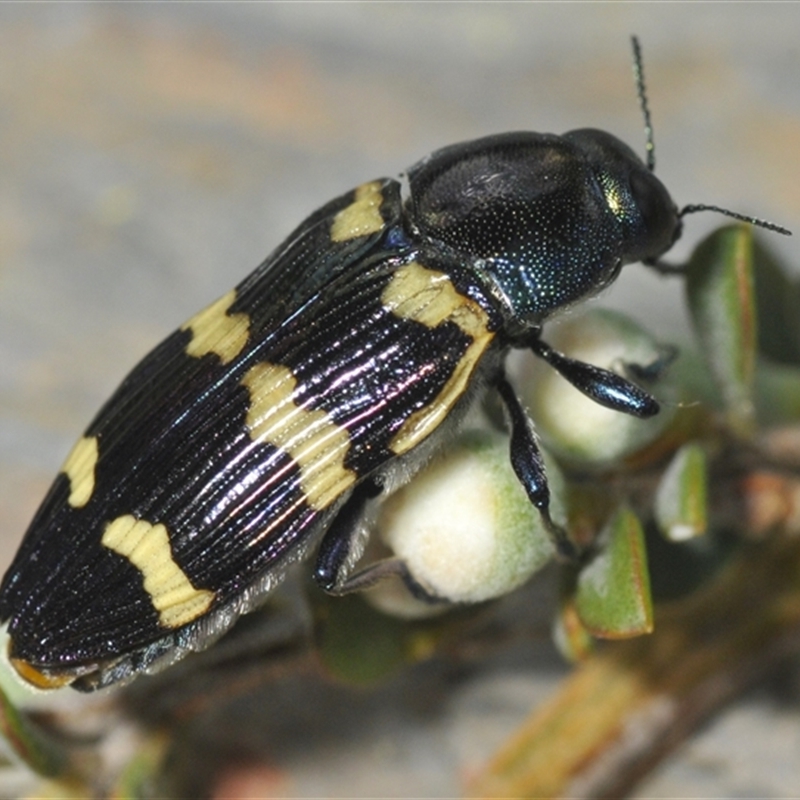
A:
329;557;448;604
622;344;678;384
643;257;687;275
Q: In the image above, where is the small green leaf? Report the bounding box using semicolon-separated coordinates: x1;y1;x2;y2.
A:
553;594;595;662
575;507;653;638
685;225;757;436
654;443;708;541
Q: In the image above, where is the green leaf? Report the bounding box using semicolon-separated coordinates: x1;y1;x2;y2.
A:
553;593;595;662
685;225;757;436
654;443;708;541
575;507;653;638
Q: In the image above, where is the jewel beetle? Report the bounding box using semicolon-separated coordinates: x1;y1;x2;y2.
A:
0;38;790;692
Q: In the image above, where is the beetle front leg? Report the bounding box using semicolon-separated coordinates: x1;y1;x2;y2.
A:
623;344;678;383
494;372;578;561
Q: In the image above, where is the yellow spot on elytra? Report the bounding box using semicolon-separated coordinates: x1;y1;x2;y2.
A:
182;289;250;365
383;262;495;455
241;363;356;510
61;435;99;508
102;515;215;629
9;657;75;690
330;181;384;242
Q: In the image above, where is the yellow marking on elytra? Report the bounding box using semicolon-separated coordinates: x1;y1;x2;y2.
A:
330;181;385;242
61;435;99;508
102;515;215;629
182;289;250;365
241;362;357;510
9;658;76;690
383;262;495;455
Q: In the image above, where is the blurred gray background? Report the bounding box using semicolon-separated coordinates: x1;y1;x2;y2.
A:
0;5;799;797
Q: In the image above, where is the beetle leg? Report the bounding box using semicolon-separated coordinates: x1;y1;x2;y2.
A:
314;480;447;602
494;372;578;561
325;556;448;604
313;478;382;593
622;343;678;383
642;257;687;275
529;338;660;419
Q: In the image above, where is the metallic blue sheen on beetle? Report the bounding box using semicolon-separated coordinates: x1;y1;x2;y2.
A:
0;38;789;691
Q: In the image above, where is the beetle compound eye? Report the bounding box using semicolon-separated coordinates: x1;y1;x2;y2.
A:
562;128;680;266
626;167;681;261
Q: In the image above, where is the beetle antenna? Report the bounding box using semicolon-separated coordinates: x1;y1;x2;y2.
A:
631;35;655;173
679;203;792;236
632;37;792;239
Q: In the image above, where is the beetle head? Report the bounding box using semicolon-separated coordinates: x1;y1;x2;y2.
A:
563;128;681;265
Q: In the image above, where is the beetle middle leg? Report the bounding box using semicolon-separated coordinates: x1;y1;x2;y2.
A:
324;555;446;604
493;371;578;561
313;477;444;603
313;477;382;593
